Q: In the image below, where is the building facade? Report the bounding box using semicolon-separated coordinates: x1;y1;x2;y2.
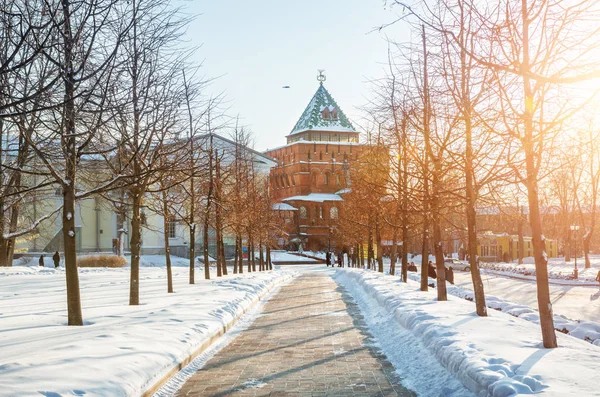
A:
265;77;362;251
13;134;275;259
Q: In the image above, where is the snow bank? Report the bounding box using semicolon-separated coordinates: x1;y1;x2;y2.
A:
0;266;295;396
408;273;600;346
270;250;318;263
335;269;600;397
482;255;600;284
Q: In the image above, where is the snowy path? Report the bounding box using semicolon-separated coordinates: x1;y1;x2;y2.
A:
176;273;417;396
453;272;600;323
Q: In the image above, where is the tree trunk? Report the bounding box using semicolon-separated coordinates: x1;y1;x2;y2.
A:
129;191;142;306
62;1;83;324
522;0;557;348
266;244;272;270
238;235;244;274
220;232;227;275
420;213;429;292
367;228;374;270
360;242;365;268
432;188;447;301
584;228;592;268
251;238;256;272
564;227;571;262
203;219;210;280
259;241;264;271
376;216;383;273
390;228;398;275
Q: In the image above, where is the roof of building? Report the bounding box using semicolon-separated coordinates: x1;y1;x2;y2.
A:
273;203;298;211
282;193;343;203
289;83;356;135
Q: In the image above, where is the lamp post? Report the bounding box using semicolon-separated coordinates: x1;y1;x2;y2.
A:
570;225;580;279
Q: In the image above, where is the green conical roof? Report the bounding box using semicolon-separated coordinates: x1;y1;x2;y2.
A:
290;83;356;135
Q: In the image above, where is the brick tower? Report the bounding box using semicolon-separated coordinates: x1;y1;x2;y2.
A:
265;72;362;251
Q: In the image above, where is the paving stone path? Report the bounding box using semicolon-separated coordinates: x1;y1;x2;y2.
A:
176;273;415;397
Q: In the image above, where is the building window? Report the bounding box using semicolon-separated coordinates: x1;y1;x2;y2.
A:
319;151;323;160
319;206;323;219
330;207;338;219
331;108;338;120
291;174;296;186
167;217;176;239
335;174;341;186
311;173;317;185
323;173;329;186
299;206;307;219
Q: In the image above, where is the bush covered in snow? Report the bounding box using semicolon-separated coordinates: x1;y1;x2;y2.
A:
77;255;127;268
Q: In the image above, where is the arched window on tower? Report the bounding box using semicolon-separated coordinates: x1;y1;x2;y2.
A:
311;172;318;185
299;206;307;219
321;107;330;120
323;173;329;186
330;207;338;219
335;174;341;186
331;108;338;120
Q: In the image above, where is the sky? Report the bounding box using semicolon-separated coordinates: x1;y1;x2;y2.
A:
180;0;408;151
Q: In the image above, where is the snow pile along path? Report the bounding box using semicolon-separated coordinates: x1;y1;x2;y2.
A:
0;266;295;397
480;256;600;284
335;269;600;397
408;272;600;346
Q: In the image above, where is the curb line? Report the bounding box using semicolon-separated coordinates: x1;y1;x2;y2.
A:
141;273;295;397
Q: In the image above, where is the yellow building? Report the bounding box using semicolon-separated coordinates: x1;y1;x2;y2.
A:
12;134;276;259
477;232;558;263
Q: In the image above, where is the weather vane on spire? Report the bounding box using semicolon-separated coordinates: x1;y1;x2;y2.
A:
317;69;326;85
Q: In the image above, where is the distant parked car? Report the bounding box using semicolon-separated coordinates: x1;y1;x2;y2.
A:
444;258;470;272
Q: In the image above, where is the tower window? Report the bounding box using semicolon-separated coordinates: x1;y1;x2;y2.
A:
331;108;338;120
324;173;329;186
330;207;338;219
299;206;307;219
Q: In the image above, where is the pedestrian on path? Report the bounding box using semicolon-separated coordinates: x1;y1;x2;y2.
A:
39;254;44;267
53;251;60;268
446;266;454;285
428;261;437;279
337;251;343;268
326;251;331;267
408;262;417;272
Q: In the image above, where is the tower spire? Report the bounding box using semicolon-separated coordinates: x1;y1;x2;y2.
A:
317;69;326;85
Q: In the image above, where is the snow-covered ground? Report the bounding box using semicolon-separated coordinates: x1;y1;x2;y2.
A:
269;250;318;263
456;271;600;322
0;257;295;396
336;268;600;397
481;255;600;284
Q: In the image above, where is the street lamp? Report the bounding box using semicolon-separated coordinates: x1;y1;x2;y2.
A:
570;225;580;279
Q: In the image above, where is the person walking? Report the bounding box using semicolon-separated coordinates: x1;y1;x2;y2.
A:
428;261;437;279
446;266;455;285
53;251;60;268
337;251;343;268
326;251;331;267
39;254;44;267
